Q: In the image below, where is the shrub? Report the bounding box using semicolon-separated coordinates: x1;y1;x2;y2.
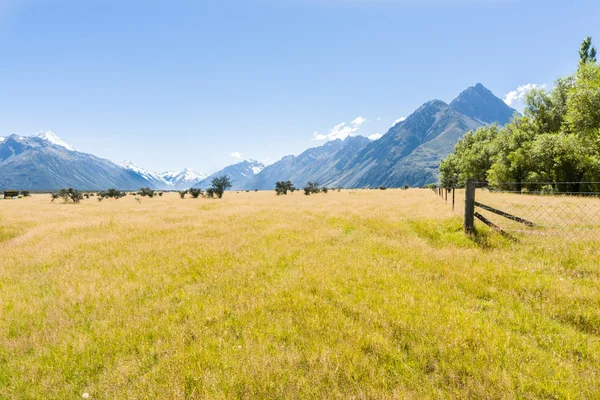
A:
20;190;31;197
379;186;387;190
103;188;126;199
179;190;187;199
205;188;215;198
189;188;203;199
322;187;328;194
139;187;155;198
304;182;320;195
59;188;83;203
404;184;409;190
158;192;163;197
210;175;232;199
50;193;60;202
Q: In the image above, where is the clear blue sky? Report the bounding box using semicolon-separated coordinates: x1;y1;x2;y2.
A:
1;0;598;173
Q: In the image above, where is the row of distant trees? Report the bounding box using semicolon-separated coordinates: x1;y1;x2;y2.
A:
50;175;234;203
178;176;232;199
275;181;335;195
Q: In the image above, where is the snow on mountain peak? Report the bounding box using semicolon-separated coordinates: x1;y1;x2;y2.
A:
121;162;207;188
0;136;5;143
36;130;76;151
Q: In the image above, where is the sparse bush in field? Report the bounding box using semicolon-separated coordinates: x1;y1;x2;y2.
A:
51;193;60;202
4;191;18;198
84;193;90;199
139;187;155;198
179;190;187;199
275;181;295;195
210;175;232;199
404;184;409;190
59;188;83;203
20;191;31;197
205;188;215;198
158;192;163;197
90;193;95;197
322;187;328;194
379;186;387;190
424;183;438;189
102;188;126;199
18;195;23;198
98;196;104;202
304;182;320;195
189;188;203;198
254;189;258;192
246;190;250;192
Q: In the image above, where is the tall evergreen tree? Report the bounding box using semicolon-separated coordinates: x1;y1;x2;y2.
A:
579;36;597;65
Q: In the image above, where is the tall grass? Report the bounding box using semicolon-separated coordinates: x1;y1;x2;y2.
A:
1;190;599;398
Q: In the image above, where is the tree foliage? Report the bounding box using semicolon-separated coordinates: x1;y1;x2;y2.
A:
303;182;321;195
440;37;600;193
210;175;232;199
139;187;155;198
58;188;83;203
275;181;295;195
189;188;203;198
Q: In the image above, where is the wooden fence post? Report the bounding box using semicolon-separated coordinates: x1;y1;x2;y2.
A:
464;179;476;233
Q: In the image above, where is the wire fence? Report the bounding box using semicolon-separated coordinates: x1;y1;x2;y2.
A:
434;182;600;240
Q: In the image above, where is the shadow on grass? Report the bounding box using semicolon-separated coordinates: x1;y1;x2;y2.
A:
408;217;511;250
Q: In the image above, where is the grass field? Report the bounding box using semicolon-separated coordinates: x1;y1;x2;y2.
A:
1;190;599;399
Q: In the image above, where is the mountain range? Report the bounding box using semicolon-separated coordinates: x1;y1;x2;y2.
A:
0;84;516;191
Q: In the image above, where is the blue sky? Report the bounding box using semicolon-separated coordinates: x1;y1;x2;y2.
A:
0;0;598;173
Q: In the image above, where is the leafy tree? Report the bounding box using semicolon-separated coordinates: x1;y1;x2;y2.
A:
139;187;155;198
205;188;215;198
275;181;295;195
210;175;232;199
106;188;126;198
440;37;600;193
189;188;203;198
303;181;320;195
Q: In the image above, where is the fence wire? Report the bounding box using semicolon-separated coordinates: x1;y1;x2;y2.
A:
434;183;600;240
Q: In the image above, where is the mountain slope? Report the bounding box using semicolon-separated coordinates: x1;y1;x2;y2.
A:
246;83;516;189
195;160;265;190
0;134;154;190
244;136;370;190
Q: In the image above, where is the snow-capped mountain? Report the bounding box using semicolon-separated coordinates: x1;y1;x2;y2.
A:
0;133;153;190
194;159;265;190
0;137;5;143
36;130;77;151
119;162;207;190
159;168;208;187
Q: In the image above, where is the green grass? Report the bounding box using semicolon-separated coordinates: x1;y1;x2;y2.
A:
1;190;599;399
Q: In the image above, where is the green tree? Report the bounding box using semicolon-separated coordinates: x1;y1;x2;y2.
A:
579;36;597;65
275;181;295;195
210;175;232;199
189;188;203;198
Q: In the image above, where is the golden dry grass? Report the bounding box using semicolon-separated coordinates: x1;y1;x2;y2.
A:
1;190;599;399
